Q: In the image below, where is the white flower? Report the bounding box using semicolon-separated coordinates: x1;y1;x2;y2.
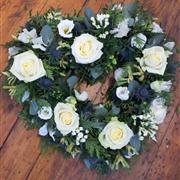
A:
54;103;79;136
57;19;74;38
114;68;124;81
150;97;167;124
32;37;47;51
152;22;164;33
131;33;147;49
8;46;21;59
150;80;172;93
74;90;88;101
164;42;175;51
136;46;172;75
116;87;129;101
112;4;123;11
98;119;133;150
39;123;48;136
38;106;53;120
18;28;37;43
71;33;103;64
10;50;46;82
110;19;130;38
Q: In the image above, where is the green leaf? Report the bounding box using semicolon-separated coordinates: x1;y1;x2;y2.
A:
67;76;78;89
94;105;108;118
40;25;54;46
147;34;165;47
90;66;103;80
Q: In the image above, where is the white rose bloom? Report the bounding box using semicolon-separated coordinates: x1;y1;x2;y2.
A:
57;19;74;38
10;50;46;82
164;42;175;51
150;97;167;124
38;106;53;120
71;33;103;64
136;46;172;75
74;90;88;101
114;68;124;81
131;33;147;49
116;87;129;101
18;28;37;43
150;80;172;93
54;103;79;136
110;19;130;38
98;119;133;150
152;22;164;33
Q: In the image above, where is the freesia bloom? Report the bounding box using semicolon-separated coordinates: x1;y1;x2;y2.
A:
136;46;172;75
54;103;79;136
150;97;167;124
150;80;172;93
38;106;53;120
71;33;103;64
98;118;133;150
10;50;46;82
32;37;47;51
110;19;130;38
116;87;129;101
57;19;74;38
131;33;147;49
18;28;37;43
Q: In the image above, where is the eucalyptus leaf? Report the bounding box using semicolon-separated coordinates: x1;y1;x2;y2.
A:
90;66;103;80
67;76;78;89
94;105;108;118
21;90;30;103
84;8;95;21
123;2;139;17
29;101;38;115
130;134;141;152
40;25;54;46
128;80;140;94
111;104;120;115
147;33;165;47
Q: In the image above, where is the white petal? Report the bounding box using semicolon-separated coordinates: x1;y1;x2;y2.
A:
74;90;88;101
39;123;48;136
49;130;56;141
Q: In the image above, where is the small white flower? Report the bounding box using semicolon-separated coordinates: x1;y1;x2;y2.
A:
150;80;172;93
32;37;47;51
114;68;124;81
74;90;88;101
85;130;89;134
84;135;88;139
8;46;21;59
116;87;129;101
110;19;130;38
54;102;79;136
39;123;48;136
10;50;46;82
71;131;76;136
18;28;37;43
152;22;164;33
164;42;175;51
131;33;147;49
112;4;123;11
77;132;83;138
57;19;74;38
80;138;86;143
38;106;53;120
99;119;133;150
71;33;103;64
79;127;83;131
150;97;167;124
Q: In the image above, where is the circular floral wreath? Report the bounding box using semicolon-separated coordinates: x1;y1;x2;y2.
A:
3;1;177;174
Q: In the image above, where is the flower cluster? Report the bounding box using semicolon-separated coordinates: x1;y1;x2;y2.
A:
3;1;177;175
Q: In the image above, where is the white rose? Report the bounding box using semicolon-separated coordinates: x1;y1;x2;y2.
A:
136;46;172;75
54;103;79;136
114;68;124;81
10;50;46;82
98;119;133;150
110;19;130;38
152;22;164;33
116;87;129;101
38;106;53;120
71;33;103;64
150;97;167;124
18;28;37;43
150;80;172;93
131;33;147;49
57;19;74;38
